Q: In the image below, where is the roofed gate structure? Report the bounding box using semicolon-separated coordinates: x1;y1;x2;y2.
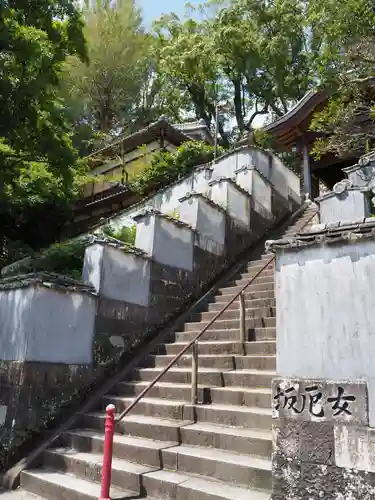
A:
264;90;362;199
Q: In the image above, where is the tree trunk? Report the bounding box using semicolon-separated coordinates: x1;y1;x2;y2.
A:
233;78;245;132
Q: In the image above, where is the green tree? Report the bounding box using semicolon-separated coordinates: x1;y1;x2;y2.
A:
0;0;87;250
308;0;375;157
153;0;312;142
212;0;312;132
153;12;231;144
61;0;163;136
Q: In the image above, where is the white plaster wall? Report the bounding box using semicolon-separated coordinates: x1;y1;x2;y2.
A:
276;240;375;427
212;150;249;179
236;169;254;195
252;149;272;179
82;244;104;293
210;180;250;227
179;197;226;248
178;197;200;229
101;247;150;306
271;156;289;201
320;191;370;223
135;215;156;256
210;181;229;211
196;198;226;247
153;217;194;271
274;156;300;202
227;182;251;227
0;286;96;364
253;170;272;214
110;169;210;229
89;147;300;231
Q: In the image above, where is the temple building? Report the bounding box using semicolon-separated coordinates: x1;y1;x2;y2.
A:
70;118;214;235
264;90;362;199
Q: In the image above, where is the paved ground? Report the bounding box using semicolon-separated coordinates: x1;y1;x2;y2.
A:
0;489;40;499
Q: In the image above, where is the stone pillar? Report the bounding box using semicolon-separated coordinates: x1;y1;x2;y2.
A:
208;177;251;228
134;208;194;272
133;208;196;322
82;239;151;306
178;192;226;255
311;173;320;200
235;165;273;220
178;192;228;292
302;143;312;200
267;219;375;500
82;239;152;349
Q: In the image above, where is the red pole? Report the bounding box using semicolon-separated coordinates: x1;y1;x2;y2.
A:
99;404;116;500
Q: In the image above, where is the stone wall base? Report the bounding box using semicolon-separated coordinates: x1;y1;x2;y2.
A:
272;378;375;500
0;361;92;470
272;419;375;500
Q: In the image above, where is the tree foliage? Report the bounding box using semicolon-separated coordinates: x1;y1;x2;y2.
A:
61;0;178;140
308;0;375;157
153;13;229;141
130;141;224;195
212;0;311;131
153;0;312;143
0;0;87;248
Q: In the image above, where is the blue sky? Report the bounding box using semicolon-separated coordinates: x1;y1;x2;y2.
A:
138;0;200;26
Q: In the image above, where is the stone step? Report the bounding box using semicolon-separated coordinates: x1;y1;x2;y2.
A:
100;397;272;429
260;253;273;260
154;340;276;356
102;395;194;421
179;421;272;457
208;386;272;408
191;306;276;323
78;413;193;442
129;366;225;386
128;366;274;387
213;290;275;303
227;275;274;288
161;444;272;490
0;489;43;499
62;428;178;468
141;469;271;500
115;381;272;408
227;276;274;289
20;469;132;500
175;327;276;342
144;354;234;370
230;277;275;288
183;316;276;332
144;354;275;371
207;297;275;312
246;259;274;269
239;268;274;278
283;230;300;236
218;282;274;296
222;369;275;388
76;413;272;458
42;448;157;493
114;381;217;403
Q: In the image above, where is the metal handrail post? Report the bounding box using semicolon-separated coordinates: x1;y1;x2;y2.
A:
191;342;199;404
239;292;246;343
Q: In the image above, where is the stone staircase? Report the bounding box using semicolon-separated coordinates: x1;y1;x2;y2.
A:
15;206;317;500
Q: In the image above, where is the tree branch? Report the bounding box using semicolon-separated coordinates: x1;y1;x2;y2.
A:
247;102;269;128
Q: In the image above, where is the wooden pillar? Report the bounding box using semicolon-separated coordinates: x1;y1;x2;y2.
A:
302;144;312;200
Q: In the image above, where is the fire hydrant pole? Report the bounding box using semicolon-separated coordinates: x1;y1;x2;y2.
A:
99;404;116;500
